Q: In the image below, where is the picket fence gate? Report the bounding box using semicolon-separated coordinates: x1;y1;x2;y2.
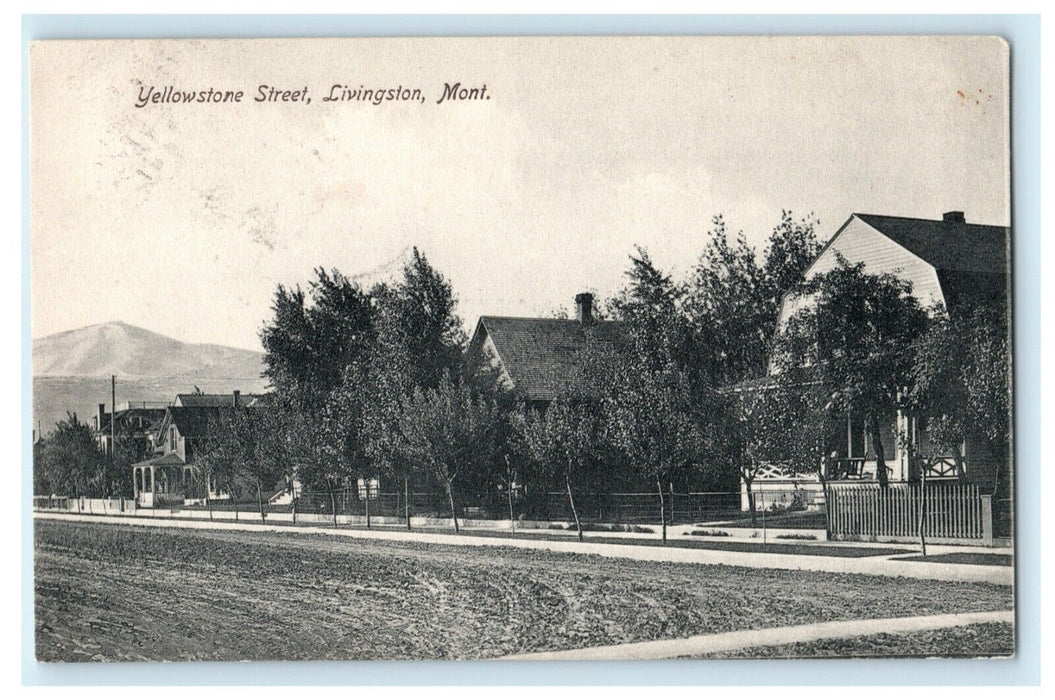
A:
826;482;992;544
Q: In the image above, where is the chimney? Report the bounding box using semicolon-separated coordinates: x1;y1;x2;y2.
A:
942;211;965;225
575;292;595;325
97;403;105;432
233;390;240;408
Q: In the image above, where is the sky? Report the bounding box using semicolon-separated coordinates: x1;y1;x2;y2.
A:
30;36;1010;352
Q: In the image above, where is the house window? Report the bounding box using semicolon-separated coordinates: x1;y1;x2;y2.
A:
357;478;380;500
169;427;176;451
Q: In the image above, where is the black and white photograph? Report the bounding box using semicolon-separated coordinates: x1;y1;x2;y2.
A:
29;35;1014;663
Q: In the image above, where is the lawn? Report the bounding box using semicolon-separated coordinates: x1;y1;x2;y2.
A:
698;622;1014;658
34;519;1013;662
897;552;1014;567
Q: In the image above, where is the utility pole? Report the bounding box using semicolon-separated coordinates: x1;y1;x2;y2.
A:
110;375;116;459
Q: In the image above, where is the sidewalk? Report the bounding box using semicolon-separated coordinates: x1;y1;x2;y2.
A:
34;510;1013;586
500;610;1016;660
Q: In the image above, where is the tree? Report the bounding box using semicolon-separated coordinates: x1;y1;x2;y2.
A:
196;407;260;519
762;210;822;306
252;398;305;522
395;375;500;533
362;361;418;529
773;257;929;488
33;435;49;496
108;422;151;498
685;212;820;386
373;248;467;392
513;398;598;542
686;216;770;385
908;300;1010;490
602;250;714;541
40;413;106;498
260;267;377;401
731;376;834;525
324;367;378;527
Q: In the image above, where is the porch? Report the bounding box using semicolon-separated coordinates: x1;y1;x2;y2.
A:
132;453;190;508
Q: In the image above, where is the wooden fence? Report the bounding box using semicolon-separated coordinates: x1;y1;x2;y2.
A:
826;482;992;544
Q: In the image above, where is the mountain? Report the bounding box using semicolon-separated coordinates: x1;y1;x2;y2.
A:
33;321;265;379
32;322;269;434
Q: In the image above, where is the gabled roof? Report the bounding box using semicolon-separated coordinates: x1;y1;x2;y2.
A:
95;407;168;435
469;317;623;401
158;406;223;439
853;213;1009;274
174;393;266;408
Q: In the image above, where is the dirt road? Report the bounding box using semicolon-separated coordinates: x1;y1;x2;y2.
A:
34;519;1013;661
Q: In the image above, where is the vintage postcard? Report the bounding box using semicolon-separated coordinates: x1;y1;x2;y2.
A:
30;36;1012;662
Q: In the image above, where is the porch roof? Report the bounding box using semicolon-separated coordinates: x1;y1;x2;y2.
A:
132;452;186;468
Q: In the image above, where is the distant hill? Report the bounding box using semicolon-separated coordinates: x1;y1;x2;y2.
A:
33;321;265;379
31;322;269;434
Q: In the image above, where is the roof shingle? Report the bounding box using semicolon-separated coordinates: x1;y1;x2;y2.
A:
472;317;623;401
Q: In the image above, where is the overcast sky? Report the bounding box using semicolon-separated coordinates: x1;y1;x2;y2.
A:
30;36;1009;351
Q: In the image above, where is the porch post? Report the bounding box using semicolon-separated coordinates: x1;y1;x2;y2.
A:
150;466;156;507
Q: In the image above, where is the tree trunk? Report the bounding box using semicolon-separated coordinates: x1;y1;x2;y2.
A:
290;478;297;524
918;468;928;556
743;474;757;528
508;480;516;536
228;478;238;520
365;482;371;529
257;480;265;522
404;475;411;531
656;479;667;544
565;471;583;542
869;416;889;488
329;488;337;528
446;479;459;533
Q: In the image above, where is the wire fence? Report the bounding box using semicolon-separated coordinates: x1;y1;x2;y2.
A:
190;489;745;525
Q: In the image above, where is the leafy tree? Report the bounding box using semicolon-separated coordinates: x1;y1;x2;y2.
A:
260;268;376;401
601;251;715;541
33;435;48;496
362;361;418;529
323;367;379;526
196;407;260;519
731;376;834;525
373;248;467;391
773;258;929;488
394;375;500;532
108;421;151;498
686;216;770;385
685;212;820;386
908;301;1010;489
762;210;822;306
40;413;106;498
252;397;308;522
513;398;599;541
906;304;971;479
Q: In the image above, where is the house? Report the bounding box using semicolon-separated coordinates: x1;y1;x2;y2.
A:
91;401;170;457
749;211;1009;508
132;391;262;507
465;292;623;406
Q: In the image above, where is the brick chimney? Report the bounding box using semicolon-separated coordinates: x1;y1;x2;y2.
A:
233;390;240;408
575;292;594;325
943;211;966;225
97;403;105;432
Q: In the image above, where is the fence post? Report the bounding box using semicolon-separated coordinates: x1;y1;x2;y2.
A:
980;495;993;547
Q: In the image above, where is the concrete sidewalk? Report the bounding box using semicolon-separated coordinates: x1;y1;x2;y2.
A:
500;610;1015;660
33;511;1013;586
